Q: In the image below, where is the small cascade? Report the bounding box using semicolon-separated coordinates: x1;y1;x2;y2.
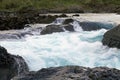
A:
70;20;83;32
0;34;22;40
23;27;42;35
52;18;65;24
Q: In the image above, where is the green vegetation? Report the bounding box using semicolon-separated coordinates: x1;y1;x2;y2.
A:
0;0;82;11
0;0;120;12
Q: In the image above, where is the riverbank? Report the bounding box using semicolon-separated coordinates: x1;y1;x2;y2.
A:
0;13;120;30
1;13;120;80
0;0;120;13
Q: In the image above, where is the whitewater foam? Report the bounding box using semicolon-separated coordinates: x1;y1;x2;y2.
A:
1;29;120;71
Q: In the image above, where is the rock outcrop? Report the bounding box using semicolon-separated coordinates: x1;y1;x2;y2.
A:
102;25;120;48
79;22;113;31
13;66;120;80
0;46;29;80
0;11;68;30
40;25;64;35
40;24;74;35
40;18;114;35
63;19;74;24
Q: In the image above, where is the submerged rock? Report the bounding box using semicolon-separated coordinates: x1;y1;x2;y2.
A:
102;25;120;48
0;46;29;80
13;66;120;80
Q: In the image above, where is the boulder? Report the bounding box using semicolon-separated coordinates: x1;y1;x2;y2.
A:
13;66;120;80
40;18;75;34
0;46;29;80
62;24;74;31
40;25;64;35
102;25;120;48
63;18;74;24
60;18;113;31
79;22;113;31
40;24;75;35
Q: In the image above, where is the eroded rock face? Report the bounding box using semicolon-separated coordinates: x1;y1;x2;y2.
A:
0;46;29;80
13;66;120;80
102;25;120;48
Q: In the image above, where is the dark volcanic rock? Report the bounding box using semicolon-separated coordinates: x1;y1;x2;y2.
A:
79;22;113;31
40;24;75;35
0;10;67;30
63;18;74;24
0;16;28;30
102;25;120;48
40;18;114;35
0;15;55;30
40;18;75;35
13;66;120;80
0;46;29;80
40;25;64;35
63;24;74;31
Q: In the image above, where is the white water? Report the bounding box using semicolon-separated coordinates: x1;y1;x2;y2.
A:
1;29;120;71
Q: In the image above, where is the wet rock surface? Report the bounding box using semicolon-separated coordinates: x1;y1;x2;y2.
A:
40;24;74;35
102;25;120;48
40;25;64;35
0;46;29;80
63;18;74;24
40;18;114;35
13;66;120;80
0;18;114;39
79;21;113;31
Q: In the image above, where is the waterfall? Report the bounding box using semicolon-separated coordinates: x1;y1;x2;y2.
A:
52;18;65;24
71;20;83;32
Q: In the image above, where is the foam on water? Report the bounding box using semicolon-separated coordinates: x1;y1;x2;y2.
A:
71;20;83;32
1;29;120;71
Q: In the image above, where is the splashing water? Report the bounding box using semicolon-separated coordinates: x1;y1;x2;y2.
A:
70;20;83;32
1;29;120;71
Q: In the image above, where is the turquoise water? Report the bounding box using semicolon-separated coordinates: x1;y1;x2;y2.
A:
1;29;120;71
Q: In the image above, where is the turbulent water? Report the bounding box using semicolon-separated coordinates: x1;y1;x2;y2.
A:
1;14;120;71
1;28;120;71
